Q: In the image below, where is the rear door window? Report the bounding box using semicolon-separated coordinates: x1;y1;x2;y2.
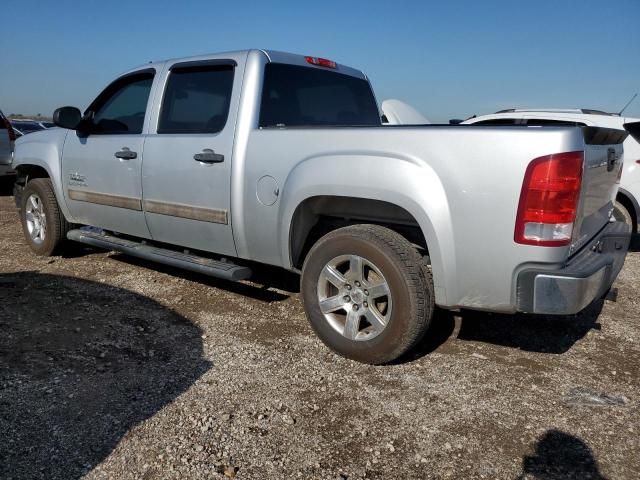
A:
259;63;381;127
158;65;234;134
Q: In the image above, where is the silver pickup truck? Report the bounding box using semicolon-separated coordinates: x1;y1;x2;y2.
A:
12;49;631;364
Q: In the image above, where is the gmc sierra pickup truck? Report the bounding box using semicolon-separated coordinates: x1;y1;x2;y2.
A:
11;49;631;364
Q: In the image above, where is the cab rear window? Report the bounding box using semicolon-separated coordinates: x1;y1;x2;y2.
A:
259;63;380;127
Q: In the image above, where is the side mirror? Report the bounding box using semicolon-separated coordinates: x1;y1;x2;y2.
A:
53;106;82;130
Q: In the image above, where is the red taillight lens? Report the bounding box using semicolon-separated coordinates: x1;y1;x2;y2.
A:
515;151;584;246
305;56;337;69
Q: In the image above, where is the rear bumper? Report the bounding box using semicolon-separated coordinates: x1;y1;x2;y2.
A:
516;221;630;315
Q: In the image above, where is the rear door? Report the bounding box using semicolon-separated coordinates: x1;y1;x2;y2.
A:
61;69;155;237
141;55;244;256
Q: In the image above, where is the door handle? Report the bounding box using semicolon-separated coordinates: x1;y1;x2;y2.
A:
194;149;224;163
115;148;137;160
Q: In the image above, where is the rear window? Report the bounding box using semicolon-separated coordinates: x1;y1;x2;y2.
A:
259;63;380;127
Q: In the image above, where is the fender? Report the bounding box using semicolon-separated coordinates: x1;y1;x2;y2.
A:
12;129;76;222
277;152;456;306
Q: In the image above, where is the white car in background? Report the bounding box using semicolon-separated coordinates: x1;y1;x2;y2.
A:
463;109;640;233
381;99;430;124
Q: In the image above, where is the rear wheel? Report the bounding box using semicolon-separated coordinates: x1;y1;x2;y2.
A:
612;200;635;232
20;178;71;256
301;224;434;364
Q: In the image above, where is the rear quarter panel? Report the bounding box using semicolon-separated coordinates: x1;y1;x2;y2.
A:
240;126;584;311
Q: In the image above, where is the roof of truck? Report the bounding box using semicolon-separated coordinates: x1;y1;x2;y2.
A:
128;49;368;80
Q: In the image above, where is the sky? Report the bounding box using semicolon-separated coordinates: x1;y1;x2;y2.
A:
1;0;639;122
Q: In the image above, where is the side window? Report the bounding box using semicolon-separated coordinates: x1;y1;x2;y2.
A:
158;65;234;134
90;71;154;135
524;119;587;127
472;118;522;126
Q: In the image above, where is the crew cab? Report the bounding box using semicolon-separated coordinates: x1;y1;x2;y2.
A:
463;109;640;233
11;50;631;364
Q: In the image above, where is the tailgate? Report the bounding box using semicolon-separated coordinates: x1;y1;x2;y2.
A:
571;126;628;254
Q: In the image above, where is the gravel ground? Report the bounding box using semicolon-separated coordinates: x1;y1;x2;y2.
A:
0;180;639;479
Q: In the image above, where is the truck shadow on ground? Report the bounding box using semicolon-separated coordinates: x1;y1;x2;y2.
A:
110;253;298;303
0;271;211;480
402;298;605;363
629;233;640;252
517;429;607;479
0;176;15;196
455;299;604;354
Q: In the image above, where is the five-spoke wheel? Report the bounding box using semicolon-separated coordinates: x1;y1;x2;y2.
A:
24;193;47;244
302;224;434;364
20;178;72;256
318;254;392;341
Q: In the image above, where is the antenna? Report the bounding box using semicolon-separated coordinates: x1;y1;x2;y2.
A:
619;93;638;115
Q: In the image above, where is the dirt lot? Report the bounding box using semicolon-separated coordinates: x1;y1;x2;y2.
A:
1;180;638;479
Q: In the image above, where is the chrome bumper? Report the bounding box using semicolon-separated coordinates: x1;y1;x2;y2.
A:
517;221;630;315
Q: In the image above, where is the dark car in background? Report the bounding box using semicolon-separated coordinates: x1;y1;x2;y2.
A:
11;119;46;137
0;110;16;177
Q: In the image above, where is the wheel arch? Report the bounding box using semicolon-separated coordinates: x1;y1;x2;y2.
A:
617;188;639;232
278;154;455;306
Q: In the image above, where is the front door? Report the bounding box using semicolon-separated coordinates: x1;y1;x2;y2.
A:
62;70;156;238
141;57;242;256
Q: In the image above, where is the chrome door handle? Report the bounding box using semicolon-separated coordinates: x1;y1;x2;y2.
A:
194;149;224;163
115;148;137;160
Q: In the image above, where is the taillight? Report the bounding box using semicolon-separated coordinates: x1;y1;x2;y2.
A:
305;56;337;69
515;151;584;246
1;116;15;141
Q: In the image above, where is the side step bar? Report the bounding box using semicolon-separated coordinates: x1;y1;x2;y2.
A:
67;229;252;282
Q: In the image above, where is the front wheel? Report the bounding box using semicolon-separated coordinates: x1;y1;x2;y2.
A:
301;224;434;364
20;178;72;256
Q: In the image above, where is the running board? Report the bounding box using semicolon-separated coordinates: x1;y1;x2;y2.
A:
67;229;252;282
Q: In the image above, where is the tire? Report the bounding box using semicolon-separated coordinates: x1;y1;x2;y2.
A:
301;224;434;364
19;178;71;256
612;200;635;233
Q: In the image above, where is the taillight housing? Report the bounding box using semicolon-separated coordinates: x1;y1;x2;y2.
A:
515;151;584;246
